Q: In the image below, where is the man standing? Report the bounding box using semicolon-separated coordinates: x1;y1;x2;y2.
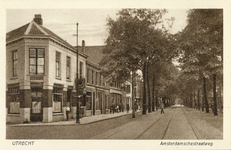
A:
160;102;164;114
66;106;70;120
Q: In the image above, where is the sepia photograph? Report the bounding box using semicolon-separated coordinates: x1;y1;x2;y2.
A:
1;0;231;150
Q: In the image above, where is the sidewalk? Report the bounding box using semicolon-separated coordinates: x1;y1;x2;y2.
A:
8;110;141;127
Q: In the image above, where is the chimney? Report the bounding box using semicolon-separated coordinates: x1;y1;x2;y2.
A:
82;40;85;53
33;14;43;25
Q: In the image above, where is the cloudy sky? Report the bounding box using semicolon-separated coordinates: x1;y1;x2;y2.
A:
6;9;188;46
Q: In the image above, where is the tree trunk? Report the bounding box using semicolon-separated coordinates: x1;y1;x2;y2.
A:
155;90;158;111
190;94;192;108
152;69;155;112
132;70;135;118
203;77;209;113
213;74;218;116
198;89;200;110
202;93;204;111
142;64;146;115
147;63;151;113
194;91;196;109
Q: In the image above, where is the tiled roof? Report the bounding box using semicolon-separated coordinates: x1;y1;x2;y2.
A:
28;24;45;35
84;45;106;65
6;23;29;42
39;25;73;48
6;21;74;49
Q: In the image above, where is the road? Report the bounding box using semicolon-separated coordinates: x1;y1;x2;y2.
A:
6;106;223;139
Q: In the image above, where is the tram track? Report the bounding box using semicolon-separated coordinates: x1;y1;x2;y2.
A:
134;110;175;140
134;115;165;139
161;111;175;139
181;107;200;139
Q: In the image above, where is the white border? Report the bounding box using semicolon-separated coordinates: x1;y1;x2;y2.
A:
0;0;230;150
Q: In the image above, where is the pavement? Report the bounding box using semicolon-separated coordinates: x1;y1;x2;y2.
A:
8;109;141;126
6;106;223;139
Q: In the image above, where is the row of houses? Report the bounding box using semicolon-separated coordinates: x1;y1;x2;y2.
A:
6;14;133;123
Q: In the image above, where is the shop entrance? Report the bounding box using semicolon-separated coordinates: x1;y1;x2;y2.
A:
30;87;43;122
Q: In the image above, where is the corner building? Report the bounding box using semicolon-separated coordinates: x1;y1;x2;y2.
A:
6;15;87;123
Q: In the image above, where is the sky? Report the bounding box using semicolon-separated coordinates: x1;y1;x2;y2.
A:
6;9;188;46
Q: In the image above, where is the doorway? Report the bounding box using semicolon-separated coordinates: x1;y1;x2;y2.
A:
30;88;43;122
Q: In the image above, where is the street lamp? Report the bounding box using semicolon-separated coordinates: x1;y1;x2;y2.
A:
76;23;79;123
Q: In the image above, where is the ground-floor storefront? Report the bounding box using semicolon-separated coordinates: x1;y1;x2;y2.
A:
6;82;78;124
85;86;110;117
6;82;128;124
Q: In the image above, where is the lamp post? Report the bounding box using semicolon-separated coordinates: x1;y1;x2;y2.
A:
76;23;79;123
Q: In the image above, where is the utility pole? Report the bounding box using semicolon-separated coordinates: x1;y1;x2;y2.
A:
76;23;79;123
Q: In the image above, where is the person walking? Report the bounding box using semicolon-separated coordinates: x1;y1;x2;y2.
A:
160;102;164;114
121;104;124;113
66;106;70;120
126;104;129;113
111;103;115;114
119;103;122;113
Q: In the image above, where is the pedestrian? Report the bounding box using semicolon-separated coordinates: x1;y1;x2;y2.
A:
126;104;129;113
160;102;164;114
111;103;115;114
121;104;124;112
119;103;122;113
135;103;138;112
116;105;119;113
66;106;70;120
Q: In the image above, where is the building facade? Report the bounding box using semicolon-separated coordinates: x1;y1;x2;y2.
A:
6;14;134;124
6;15;87;123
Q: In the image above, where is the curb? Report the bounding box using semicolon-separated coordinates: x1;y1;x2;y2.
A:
7;111;141;127
80;111;141;125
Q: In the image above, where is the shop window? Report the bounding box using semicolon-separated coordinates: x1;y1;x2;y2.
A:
86;92;92;110
8;87;20;114
53;85;63;113
95;99;99;110
29;48;44;75
66;56;70;79
12;50;18;77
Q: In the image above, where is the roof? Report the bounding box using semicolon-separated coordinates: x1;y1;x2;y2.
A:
84;45;106;65
6;20;73;50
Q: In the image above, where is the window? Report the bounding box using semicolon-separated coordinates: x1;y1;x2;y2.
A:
12;51;17;77
53;85;63;113
29;48;44;75
127;85;131;93
92;70;94;84
86;92;92;110
99;73;101;86
87;68;90;83
80;61;83;78
66;56;70;79
8;86;20;114
96;72;98;85
56;52;61;78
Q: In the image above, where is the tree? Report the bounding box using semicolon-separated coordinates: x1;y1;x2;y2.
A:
177;9;223;115
100;9;177;115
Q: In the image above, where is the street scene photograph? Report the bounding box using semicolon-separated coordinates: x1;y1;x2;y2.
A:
5;7;225;145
